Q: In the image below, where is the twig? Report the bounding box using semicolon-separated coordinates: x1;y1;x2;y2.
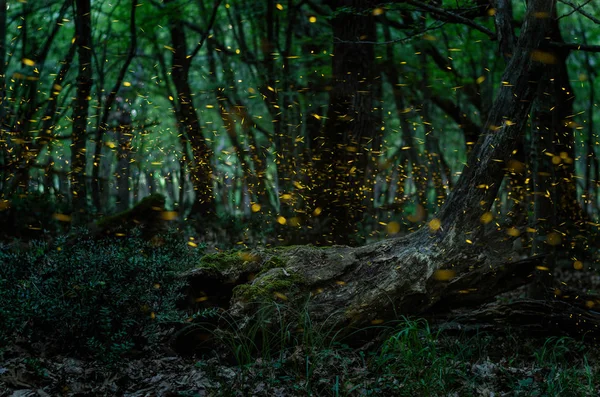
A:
403;0;496;40
557;0;598;24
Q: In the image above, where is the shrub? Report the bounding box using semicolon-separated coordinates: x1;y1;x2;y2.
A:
0;192;70;240
0;228;203;361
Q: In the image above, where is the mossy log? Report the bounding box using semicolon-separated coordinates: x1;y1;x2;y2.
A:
174;229;549;352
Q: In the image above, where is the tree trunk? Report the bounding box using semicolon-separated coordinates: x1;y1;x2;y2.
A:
71;0;93;223
312;0;378;245
175;0;559;347
0;0;6;122
165;0;215;218
0;0;6;193
91;0;138;212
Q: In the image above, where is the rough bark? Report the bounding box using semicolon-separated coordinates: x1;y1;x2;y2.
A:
436;0;555;240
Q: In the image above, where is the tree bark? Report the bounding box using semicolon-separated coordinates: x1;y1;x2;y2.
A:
311;0;378;245
71;0;93;222
0;0;6;121
165;0;215;218
0;0;7;193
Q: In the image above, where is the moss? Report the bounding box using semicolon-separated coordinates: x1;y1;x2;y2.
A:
196;250;291;274
261;255;287;271
234;271;304;302
198;252;247;271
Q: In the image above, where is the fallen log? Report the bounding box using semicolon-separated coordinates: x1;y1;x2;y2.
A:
173;230;545;354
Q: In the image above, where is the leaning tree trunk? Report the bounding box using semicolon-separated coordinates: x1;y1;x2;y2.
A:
176;0;569;349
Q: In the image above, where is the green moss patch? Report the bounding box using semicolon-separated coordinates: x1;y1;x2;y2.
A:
197;252;247;271
233;271;304;302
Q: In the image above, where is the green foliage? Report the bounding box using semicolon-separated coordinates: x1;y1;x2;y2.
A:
441;0;476;9
369;317;462;395
0;193;70;239
0;228;203;361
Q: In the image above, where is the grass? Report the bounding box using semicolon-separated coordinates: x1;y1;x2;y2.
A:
185;303;600;396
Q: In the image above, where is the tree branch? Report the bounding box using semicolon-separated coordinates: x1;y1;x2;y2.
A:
549;41;600;52
557;0;598;24
403;0;496;40
190;0;222;60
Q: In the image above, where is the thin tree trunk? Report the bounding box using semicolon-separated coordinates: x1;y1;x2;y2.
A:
0;0;7;194
165;0;215;217
91;0;138;211
71;0;93;222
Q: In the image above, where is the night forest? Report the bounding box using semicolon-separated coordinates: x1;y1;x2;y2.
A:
1;0;600;395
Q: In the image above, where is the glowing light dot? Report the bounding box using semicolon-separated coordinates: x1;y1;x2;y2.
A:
309;16;317;23
506;227;520;237
480;212;493;224
433;269;456;281
53;213;72;222
428;218;441;232
273;292;288;300
386;221;400;234
546;232;561;246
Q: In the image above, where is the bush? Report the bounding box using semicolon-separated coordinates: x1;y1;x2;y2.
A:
0;192;70;240
0;228;203;361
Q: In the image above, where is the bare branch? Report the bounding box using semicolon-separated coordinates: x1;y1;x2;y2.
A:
557;0;598;24
549;41;600;52
403;0;496;40
190;0;223;59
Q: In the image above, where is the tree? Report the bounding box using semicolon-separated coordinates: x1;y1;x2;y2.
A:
174;0;600;349
91;0;139;212
71;0;93;220
311;0;379;245
162;0;218;217
0;0;6;122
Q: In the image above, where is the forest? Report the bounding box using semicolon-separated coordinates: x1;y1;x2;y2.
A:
1;0;600;395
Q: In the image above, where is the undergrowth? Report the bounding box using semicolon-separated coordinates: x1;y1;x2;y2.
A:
187;302;600;396
0;228;203;362
1;232;599;395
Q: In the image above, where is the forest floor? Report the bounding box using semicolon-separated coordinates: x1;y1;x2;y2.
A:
1;325;598;397
2;274;600;397
1;236;599;396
